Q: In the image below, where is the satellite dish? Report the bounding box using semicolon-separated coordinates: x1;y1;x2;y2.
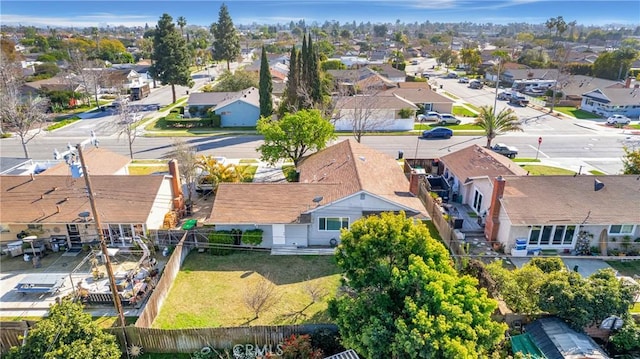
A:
78;211;91;218
312;196;323;203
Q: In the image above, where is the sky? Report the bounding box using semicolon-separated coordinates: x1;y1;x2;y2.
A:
1;0;638;28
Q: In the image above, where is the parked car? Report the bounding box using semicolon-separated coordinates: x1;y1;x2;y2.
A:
606;114;631;125
438;113;461;125
446;72;459;79
410;60;419;65
421;127;453;139
417;111;441;122
458;77;470;83
469;80;484;89
491;143;519;158
497;92;512;101
509;93;529;107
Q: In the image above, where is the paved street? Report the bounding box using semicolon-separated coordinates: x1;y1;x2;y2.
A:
1;59;638;175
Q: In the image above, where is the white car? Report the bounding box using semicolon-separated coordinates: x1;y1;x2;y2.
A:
438;113;461;125
606;114;631;125
417;111;441;122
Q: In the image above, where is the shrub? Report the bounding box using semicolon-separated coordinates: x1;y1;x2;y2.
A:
243;229;264;246
208;230;235;255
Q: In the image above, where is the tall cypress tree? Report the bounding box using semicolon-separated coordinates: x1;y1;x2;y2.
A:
212;3;241;70
259;45;273;118
151;13;193;103
307;35;322;104
300;34;309;91
281;45;298;114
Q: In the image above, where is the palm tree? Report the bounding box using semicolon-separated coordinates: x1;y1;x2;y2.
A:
474;106;523;148
177;16;187;39
196;156;248;194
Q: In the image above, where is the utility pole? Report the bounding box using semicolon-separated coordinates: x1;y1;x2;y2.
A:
76;144;127;328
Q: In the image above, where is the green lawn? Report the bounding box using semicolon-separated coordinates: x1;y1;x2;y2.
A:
128;164;169;175
589;170;607;175
414;123;482;131
152;252;341;329
513;158;541;163
606;260;640;277
452;105;478;117
520;165;575;176
631;302;640;314
553;107;600;119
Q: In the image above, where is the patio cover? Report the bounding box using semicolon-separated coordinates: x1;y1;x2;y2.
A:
511;333;547;359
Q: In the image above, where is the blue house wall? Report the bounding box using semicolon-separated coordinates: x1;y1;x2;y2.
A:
215;101;260;127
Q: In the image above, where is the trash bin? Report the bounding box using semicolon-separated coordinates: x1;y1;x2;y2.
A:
573;265;579;272
397;150;404;160
439;85;443;89
52;243;59;252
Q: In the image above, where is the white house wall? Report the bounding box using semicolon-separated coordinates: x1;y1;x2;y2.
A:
333;109;414;131
145;178;175;230
285;225;309;247
308;192;413;246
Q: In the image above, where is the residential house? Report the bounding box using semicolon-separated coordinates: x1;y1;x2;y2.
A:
484;175;640;255
394;83;455;113
0;160;184;249
20;75;84;96
186;87;260;127
511;317;609;359
439;145;528;217
368;64;407;83
207;139;427;248
327;67;396;94
556;75;623;104
332;92;418;131
102;68;144;94
580;77;640;119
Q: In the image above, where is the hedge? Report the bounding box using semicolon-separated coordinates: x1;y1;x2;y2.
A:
242;229;264;246
208;230;235;255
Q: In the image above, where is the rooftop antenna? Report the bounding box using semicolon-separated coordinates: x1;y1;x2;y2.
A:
312;196;323;205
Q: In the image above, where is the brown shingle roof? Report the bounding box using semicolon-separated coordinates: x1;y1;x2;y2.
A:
0;175;168;224
41;147;131;176
298;139;425;214
441;145;528;183
500;175;640;225
208;183;341;224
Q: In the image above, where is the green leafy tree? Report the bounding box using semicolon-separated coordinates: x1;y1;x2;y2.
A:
213;69;258;92
474;106;522;147
622;146;640;174
257;109;335;166
211;3;241;70
151;13;194;103
610;318;640;353
5;298;121;359
259;46;273;118
330;213;507;359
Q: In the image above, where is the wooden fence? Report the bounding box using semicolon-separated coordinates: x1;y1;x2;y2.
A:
0;321;34;353
106;324;338;353
416;179;465;259
135;231;190;328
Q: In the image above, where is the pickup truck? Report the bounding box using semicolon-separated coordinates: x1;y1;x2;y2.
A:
491;143;518;158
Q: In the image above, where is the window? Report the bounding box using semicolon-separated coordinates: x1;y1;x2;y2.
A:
529;225;576;246
609;224;634;235
319;217;349;231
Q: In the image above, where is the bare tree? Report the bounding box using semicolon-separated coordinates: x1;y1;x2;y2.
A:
331;70;397;143
0;62;49;157
242;275;280;320
67;50;106;109
170;138;199;205
113;103;142;159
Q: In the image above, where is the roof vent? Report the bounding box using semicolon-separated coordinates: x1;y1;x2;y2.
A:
594;179;605;191
312;196;323;203
359;156;366;162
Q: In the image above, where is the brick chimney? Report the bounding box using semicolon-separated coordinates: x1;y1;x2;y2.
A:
168;159;185;214
409;171;421;195
484;176;506;242
625;76;632;88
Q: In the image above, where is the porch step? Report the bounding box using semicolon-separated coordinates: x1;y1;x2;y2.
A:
271;247;336;255
461;230;485;238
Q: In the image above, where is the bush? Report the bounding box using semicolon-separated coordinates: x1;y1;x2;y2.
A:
311;328;344;356
243;229;263;246
208;230;235;255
